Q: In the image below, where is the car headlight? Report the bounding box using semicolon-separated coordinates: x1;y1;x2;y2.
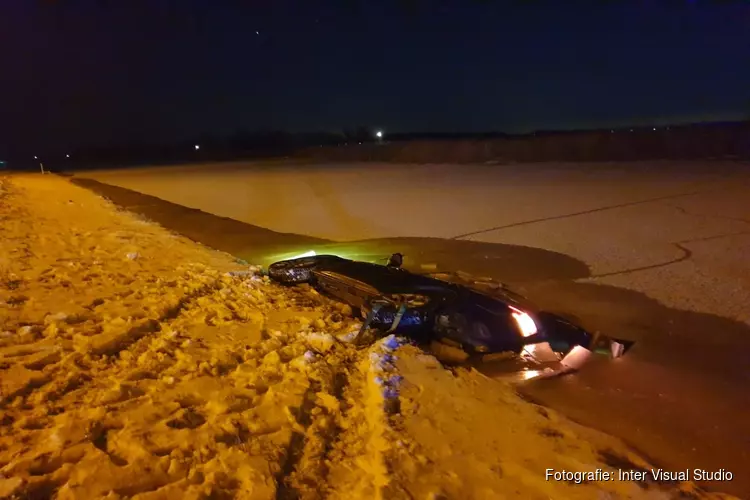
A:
509;306;538;337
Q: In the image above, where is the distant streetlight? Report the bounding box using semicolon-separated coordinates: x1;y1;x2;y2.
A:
375;130;383;138
66;154;70;158
194;144;200;151
34;155;38;160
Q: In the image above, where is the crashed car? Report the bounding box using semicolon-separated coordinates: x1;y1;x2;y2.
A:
268;253;631;371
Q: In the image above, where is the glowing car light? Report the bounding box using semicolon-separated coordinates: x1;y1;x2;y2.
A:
509;305;538;337
285;250;317;260
520;369;544;381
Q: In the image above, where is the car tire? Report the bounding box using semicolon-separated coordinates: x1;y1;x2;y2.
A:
456;321;491;353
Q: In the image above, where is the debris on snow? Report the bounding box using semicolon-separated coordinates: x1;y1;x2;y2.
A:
336;323;364;343
225;264;263;278
302;331;336;354
381;334;401;352
366;335;406;413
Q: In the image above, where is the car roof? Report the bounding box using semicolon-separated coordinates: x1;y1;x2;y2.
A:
320;258;444;294
316;258;532;311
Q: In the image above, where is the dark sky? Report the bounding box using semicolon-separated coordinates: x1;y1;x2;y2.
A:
1;1;749;156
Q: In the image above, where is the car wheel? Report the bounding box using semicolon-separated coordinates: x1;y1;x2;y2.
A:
433;309;471;343
267;257;320;285
464;321;493;353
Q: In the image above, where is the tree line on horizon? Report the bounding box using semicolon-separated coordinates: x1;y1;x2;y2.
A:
5;119;748;170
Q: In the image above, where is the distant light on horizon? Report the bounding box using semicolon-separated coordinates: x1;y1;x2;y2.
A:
375;130;383;138
194;144;200;150
34;156;38;159
66;154;70;158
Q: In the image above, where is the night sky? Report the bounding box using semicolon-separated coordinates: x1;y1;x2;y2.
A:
1;1;749;156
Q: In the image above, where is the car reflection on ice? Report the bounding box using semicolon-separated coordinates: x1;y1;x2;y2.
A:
268;252;633;379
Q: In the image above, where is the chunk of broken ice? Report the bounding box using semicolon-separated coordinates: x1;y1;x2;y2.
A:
382;387;398;400
337;327;361;343
303;332;335;354
381;334;401;351
262;350;281;366
45;312;68;324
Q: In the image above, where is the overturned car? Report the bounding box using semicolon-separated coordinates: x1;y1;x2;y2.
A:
268;253;631;374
